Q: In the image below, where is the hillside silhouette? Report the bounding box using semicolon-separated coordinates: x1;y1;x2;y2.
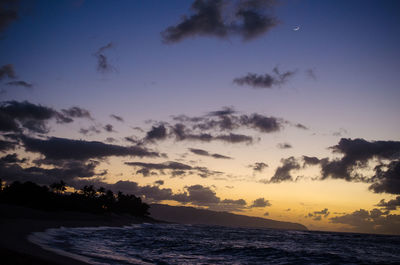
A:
150;204;307;230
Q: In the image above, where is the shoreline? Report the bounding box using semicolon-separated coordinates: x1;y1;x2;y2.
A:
0;204;157;265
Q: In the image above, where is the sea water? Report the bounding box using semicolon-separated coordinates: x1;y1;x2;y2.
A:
29;224;400;265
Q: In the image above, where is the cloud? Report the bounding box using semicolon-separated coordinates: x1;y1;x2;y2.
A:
0;159;104;185
154;180;164;185
233;67;296;89
301;138;400;195
250;197;271;207
0;100;72;134
250;162;268;173
240;113;282;133
161;0;278;43
268;157;300;183
20;135;160;161
79;126;101;135
0;1;19;33
369;160;400;195
0;153;26;163
167;108;289;144
0;139;15;152
110;114;124;122
145;124;167;141
6;80;33;88
94;42;114;73
189;148;232;159
330;208;400;235
376;196;400;211
125;160;222;179
103;124;115;133
277;142;292;149
0;64;15;79
172;184;248;211
105;137;117;143
295;123;308;130
302;156;322;167
306;208;330;221
62;106;92;119
264;212;269;216
171;123;254;144
321;138;400;181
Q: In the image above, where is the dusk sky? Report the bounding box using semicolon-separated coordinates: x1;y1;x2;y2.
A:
1;0;399;234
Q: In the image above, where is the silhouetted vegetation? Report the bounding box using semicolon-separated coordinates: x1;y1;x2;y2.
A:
0;180;149;217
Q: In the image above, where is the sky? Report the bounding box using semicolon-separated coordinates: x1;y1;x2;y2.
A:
0;0;399;234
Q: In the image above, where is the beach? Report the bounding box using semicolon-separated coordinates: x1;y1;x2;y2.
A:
0;204;156;265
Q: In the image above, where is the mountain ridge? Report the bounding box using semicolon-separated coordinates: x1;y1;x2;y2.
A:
149;204;307;231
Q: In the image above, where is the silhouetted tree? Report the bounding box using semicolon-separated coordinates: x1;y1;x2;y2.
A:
50;180;66;194
0;181;150;217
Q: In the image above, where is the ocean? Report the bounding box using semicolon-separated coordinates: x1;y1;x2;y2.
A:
29;224;400;265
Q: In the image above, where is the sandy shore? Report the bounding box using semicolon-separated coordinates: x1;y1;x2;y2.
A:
0;204;158;265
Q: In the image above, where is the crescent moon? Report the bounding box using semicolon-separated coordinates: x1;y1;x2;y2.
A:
293;26;300;31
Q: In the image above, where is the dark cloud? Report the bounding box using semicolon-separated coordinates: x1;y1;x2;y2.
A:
264;212;269;216
20;135;160;161
161;0;278;43
322;138;400;181
62;106;92;119
136;168;151;177
0;64;15;79
154;180;164;185
110;114;124;122
295;123;308;130
369;160;400;195
126;161;193;171
233;67;296;89
268;157;300;183
0;159;104;185
307;139;400;194
105;137;117;143
211;153;232;159
240;113;282;133
145;124;167;141
94;42;114;73
250;162;268;173
104;124;115;133
126;160;222;179
250;197;271;207
6;80;33;88
298;139;400;195
307;208;330;221
207;106;236;117
125;136;139;144
169;108;286;143
302;156;322;167
79;126;101;135
170;123;254;144
330;208;400;235
0;139;15;152
0;0;19;33
377;196;400;211
174;185;215;204
189;148;232;159
0;153;26;163
277;142;292;149
0;100;72;134
214;133;254;144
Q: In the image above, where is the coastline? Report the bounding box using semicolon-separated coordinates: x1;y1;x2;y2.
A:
0;204;157;265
